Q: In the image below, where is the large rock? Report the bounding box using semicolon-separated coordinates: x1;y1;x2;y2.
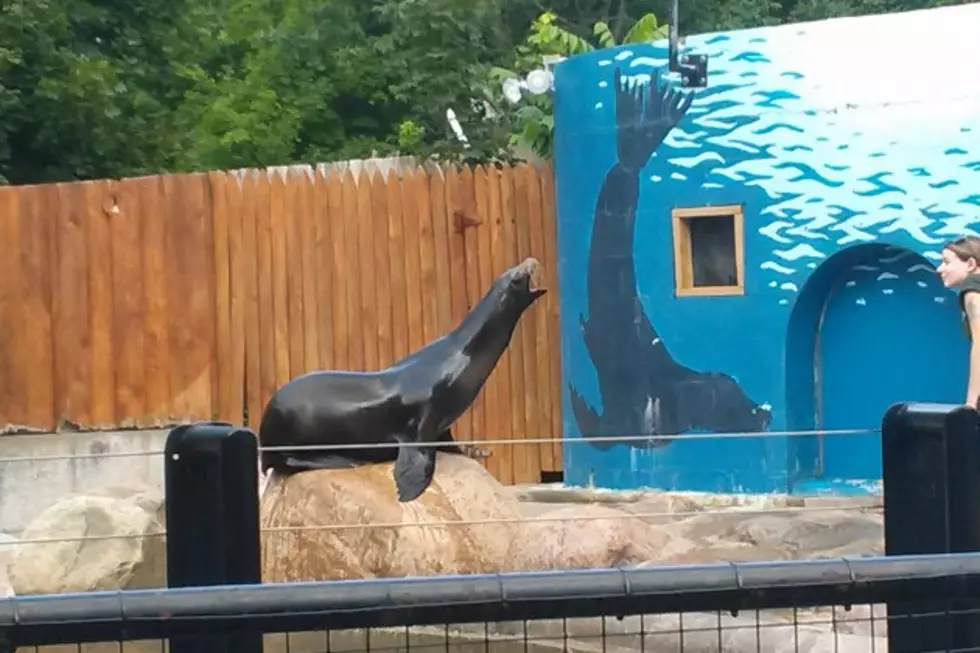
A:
260;453;526;581
515;488;884;561
718;509;883;558
8;484;165;595
514;505;673;570
0;533;18;598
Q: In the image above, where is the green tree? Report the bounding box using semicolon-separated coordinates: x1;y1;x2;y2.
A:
0;0;193;183
1;0;965;183
488;10;670;160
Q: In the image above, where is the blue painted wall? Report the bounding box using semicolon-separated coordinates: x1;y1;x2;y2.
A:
553;4;980;494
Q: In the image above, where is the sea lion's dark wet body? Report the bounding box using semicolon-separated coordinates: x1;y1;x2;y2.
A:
258;257;547;502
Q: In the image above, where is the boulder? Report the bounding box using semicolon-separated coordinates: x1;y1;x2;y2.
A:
260;453;525;582
0;533;18;597
512;489;884;567
513;504;673;570
719;509;883;558
8;485;165;595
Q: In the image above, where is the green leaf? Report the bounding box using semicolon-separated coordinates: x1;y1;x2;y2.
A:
593;20;617;48
623;13;668;43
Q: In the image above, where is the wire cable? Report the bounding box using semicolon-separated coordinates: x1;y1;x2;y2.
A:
5;502;881;547
0;428;881;464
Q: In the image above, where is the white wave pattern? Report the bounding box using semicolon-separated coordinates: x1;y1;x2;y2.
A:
774;244;824;262
591;4;980;300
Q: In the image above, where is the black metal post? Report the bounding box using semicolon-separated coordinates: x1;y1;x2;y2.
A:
882;402;980;653
164;421;263;653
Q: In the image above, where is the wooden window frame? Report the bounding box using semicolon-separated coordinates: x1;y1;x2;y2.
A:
671;204;745;297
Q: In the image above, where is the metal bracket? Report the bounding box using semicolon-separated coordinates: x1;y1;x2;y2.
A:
667;0;708;88
670;54;708;88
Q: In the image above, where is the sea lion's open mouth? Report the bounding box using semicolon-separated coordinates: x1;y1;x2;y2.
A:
521;257;544;293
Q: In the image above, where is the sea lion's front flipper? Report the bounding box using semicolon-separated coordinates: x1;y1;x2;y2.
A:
284;455;360;471
393;436;435;502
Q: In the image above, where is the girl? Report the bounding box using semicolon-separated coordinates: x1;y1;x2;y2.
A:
937;236;980;408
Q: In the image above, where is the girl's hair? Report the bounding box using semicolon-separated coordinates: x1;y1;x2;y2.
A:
944;236;980;263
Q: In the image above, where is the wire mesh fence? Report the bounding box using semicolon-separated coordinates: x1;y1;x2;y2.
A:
0;426;886;614
0;426;885;545
5;552;980;653
0;412;977;653
7;607;894;652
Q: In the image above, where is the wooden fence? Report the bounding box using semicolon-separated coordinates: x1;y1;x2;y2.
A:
0;162;563;483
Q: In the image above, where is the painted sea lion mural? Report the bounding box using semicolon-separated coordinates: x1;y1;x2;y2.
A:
567;68;772;451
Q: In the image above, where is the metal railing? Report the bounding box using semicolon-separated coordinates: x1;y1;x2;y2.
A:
4;552;980;652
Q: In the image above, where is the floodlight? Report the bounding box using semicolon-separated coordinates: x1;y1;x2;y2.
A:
502;78;524;104
525;69;553;95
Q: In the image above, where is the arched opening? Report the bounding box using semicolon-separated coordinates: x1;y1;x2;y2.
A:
785;243;967;491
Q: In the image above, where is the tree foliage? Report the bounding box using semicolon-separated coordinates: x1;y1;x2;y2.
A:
488;10;670;160
0;0;965;184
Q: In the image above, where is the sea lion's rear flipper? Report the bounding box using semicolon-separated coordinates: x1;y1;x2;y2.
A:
430;429;491;459
283;455;360;471
393;440;435;502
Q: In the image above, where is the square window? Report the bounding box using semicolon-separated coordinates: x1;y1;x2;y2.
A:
671;205;745;297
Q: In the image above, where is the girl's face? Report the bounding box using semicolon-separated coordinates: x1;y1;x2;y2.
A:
938;247;978;288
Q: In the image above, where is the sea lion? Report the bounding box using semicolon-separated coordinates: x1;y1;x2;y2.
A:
567;67;771;450
258;257;547;502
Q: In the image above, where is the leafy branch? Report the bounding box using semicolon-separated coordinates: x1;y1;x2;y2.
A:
488;10;668;160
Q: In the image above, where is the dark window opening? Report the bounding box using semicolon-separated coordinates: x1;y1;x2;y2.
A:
689;214;738;287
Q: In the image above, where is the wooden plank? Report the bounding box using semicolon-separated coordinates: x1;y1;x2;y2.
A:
270;171;291;387
283;170;305;378
111;179;147;426
524;165;555;473
486;166;514;484
500;167;531;484
86;181;117;427
386;171;410;361
327;173;350;369
513;164;543;482
255;173;278;409
473;165;498;478
538;164;564;470
300;169;320;374
239;172;263;428
0;186;25;428
340;171;363;370
460;166;484;443
141;176;171;424
401;171;424;355
165;173;215;421
356;172;378;371
19;185;56;430
225;173;247;426
446;166;472;443
428;169;454;337
51;182;91;428
313;169;334;370
209;171;235;423
415;169;439;346
371;172;393;367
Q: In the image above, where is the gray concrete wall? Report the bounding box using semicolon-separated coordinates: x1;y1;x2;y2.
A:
0;430;169;535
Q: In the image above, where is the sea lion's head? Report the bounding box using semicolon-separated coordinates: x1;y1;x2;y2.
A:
500;257;548;310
